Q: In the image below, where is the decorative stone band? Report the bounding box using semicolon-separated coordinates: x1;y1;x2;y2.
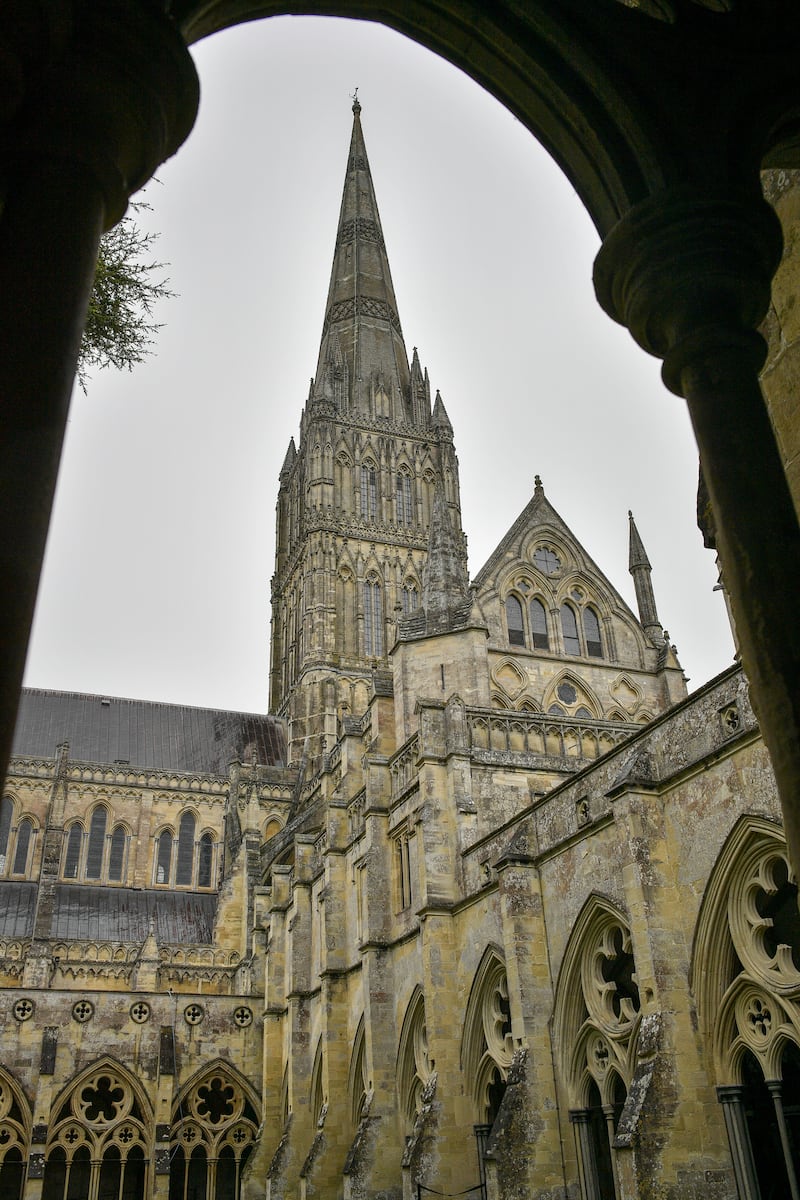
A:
322;296;403;336
336;218;386;252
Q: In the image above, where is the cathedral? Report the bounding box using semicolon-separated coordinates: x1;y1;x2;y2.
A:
2;101;796;1200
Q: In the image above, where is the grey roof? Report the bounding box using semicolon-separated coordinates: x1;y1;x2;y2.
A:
0;883;217;944
12;688;286;772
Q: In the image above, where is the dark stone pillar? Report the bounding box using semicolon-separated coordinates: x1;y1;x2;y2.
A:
594;191;800;875
0;2;199;787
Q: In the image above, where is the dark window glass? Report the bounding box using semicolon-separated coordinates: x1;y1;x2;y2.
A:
85;807;107;880
561;605;580;655
217;1147;237;1200
397;473;413;525
756;856;800;971
198;833;214;889
584;607;603;658
586;1078;619;1200
575;706;592;719
156;830;173;885
401;585;418;614
529;599;549;649
64;824;82;879
361;465;377;519
108;826;126;882
41;1146;66;1200
176;811;196;886
0;796;12;867
534;547;560;575
122;1146;146;1200
548;703;565;716
12;819;32;876
505;596;525;646
557;682;577;705
364;581;383;656
742;1048;791;1198
0;1148;24;1200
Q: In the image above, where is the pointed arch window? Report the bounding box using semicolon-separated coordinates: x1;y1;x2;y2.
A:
364;580;383;656
396;472;413;525
11;820;32;877
360;464;377;520
0;797;12;875
175;812;196;886
505;596;525;647
108;826;127;883
401;583;419;614
561;604;580;655
155;831;173;885
85;807;107;880
530;598;549;650
169;1069;259;1200
584;607;603;658
197;833;215;889
63;824;82;880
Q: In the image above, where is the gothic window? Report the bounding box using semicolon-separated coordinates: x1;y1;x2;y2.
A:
42;1062;149;1200
63;823;82;880
398;992;432;1134
85;806;108;880
0;1070;30;1200
155;830;173;885
169;1067;259;1200
175;811;196;886
350;1019;370;1127
693;819;800;1198
107;825;127;883
584;607;603;658
0;797;12;875
505;596;525;647
401;582;419;614
394;828;416;912
397;471;413;525
363;579;383;656
534;546;561;575
561;604;581;655
11;819;32;877
360;464;377;520
461;951;514;1128
554;899;640;1200
530;598;549;649
197;832;215;889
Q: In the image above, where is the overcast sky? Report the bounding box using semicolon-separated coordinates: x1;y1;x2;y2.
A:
23;16;735;715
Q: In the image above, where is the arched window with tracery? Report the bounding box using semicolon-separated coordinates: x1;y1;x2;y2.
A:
401;582;419;614
505;596;525;647
85;806;108;880
168;1066;259;1200
462;951;514;1130
553;899;640;1200
397;991;432;1135
693;817;800;1199
42;1062;150;1200
0;1070;30;1200
0;796;12;876
363;578;383;656
530;598;549;650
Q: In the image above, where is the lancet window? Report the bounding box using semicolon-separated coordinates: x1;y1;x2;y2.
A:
505;596;525;647
360;464;377;520
561;604;581;655
401;582;419;614
42;1063;150;1200
168;1067;259;1200
398;992;432;1134
584;607;603;658
63;806;129;884
363;579;383;656
153;815;217;890
397;471;413;525
0;797;36;880
530;598;549;649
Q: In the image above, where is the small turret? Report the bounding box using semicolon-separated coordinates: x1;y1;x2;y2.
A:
628;511;664;644
431;390;453;436
279;438;297;481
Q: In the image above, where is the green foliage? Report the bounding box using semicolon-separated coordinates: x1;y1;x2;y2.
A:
78;202;173;392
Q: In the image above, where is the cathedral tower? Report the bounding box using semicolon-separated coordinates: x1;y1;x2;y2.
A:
269;100;466;768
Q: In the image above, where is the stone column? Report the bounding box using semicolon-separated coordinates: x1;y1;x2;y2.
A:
716;1085;760;1200
765;1079;800;1200
594;191;800;875
0;2;199;786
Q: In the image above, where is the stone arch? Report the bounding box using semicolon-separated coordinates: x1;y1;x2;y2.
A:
543;670;602;720
460;946;513;1125
396;987;431;1134
170;1062;260;1200
348;1016;369;1128
0;1065;31;1199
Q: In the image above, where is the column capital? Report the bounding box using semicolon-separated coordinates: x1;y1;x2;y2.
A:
1;1;199;224
593;189;782;396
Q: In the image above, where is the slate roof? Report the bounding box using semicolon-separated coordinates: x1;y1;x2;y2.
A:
0;883;217;944
12;688;286;773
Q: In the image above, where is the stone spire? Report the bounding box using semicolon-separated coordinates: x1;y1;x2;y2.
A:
628;511;663;643
313;97;412;417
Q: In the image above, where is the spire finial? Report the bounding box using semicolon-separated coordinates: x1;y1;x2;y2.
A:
351;87;361;116
534;474;543;496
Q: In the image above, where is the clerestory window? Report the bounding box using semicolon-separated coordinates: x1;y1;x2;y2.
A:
360;464;377;520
